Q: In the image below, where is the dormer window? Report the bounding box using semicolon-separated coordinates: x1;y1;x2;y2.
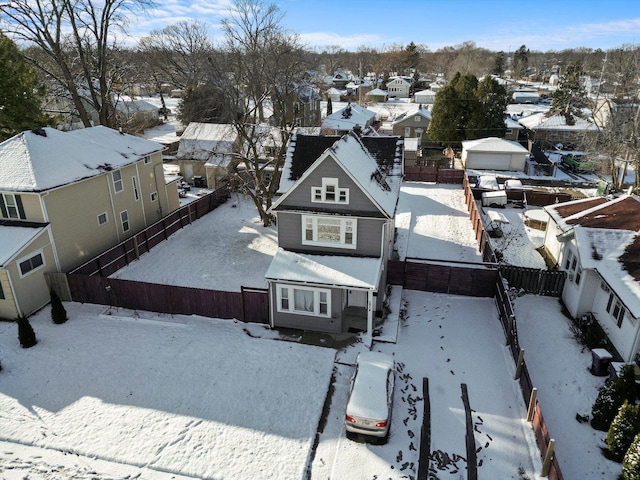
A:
311;178;348;204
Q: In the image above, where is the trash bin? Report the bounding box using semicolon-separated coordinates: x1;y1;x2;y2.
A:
591;348;613;376
193;175;205;188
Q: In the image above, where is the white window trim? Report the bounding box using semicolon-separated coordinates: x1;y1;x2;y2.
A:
97;212;108;225
113;170;123;193
276;284;331;318
150;191;158;202
302;215;357;249
311;177;349;204
143;155;151;165
2;193;25;219
17;249;45;278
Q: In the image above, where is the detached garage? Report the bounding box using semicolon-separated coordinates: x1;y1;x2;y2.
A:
461;137;528;172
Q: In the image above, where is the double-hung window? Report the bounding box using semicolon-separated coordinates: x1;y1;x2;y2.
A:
120;210;130;232
113;170;123;193
277;284;330;317
302;215;356;249
1;193;26;219
132;177;139;201
606;292;626;328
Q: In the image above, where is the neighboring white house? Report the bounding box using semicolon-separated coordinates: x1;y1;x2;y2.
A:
386;76;412;98
543;195;640;362
321;103;377;135
461;137;529;171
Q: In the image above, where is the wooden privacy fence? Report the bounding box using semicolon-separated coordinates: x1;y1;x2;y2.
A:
494;273;564;480
71;187;230;277
404;166;465;183
387;258;498;297
499;265;566;297
52;272;269;324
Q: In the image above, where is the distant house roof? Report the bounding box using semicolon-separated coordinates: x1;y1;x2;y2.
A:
115;99;158;114
391;109;432;126
462;137;528;154
177;122;237;165
273;132;402;218
322;103;377;132
519;112;598;131
279;133;403;193
0;126;163;192
505;117;523;130
366;88;388;97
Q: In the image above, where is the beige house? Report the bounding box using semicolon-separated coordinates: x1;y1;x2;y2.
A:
391;108;431;146
0;126;178;320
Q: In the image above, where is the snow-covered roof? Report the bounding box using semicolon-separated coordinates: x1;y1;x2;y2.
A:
462;137;528;154
0;126;164;192
391;109;431;126
176;123;237;163
505;117;523;129
518;112;598;131
573;226;640;317
264;248;382;289
0;225;47;266
545;195;640;232
322;103;377;131
272;132;400;218
115;99;158;113
414;89;437;96
365;88;388;96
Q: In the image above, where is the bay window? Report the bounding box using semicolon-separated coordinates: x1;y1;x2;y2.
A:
302;215;356;249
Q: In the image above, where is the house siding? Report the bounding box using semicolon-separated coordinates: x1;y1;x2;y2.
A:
276;211;385;256
277;157;385;217
269;283;343;333
0;270;17;320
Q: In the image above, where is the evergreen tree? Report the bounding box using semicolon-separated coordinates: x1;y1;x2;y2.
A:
429;72;508;144
50;289;68;325
623;433;640;479
0;33;48;141
551;61;589;116
404;41;420;71
592;365;637;431
608;400;640;462
492;51;506;77
512;45;529;80
326;97;332;116
17;315;37;348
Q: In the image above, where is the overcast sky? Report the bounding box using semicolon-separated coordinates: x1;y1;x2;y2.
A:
131;0;640;52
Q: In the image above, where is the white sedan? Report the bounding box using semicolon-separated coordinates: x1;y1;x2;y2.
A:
345;351;395;443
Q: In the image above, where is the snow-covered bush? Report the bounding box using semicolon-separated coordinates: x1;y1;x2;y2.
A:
622;433;640;479
50;289;68;324
592;365;637;431
607;400;640;462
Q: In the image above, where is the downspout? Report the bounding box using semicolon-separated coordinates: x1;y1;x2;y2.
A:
134;163;148;226
153;158;168;219
106;172;121;243
366;289;374;349
39;193;61;272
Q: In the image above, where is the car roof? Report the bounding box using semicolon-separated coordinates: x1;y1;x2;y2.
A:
347;351;394;419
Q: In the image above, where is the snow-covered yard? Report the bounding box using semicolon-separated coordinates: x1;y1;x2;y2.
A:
0;181;621;479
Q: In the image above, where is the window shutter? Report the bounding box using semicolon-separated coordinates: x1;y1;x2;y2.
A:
16;195;26;219
0;195;6;217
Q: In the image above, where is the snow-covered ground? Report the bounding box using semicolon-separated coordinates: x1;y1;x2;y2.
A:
0;181;621;478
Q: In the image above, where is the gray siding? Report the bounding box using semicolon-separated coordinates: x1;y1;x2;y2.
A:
278;157;385;217
270;283;343;334
276;211;386;256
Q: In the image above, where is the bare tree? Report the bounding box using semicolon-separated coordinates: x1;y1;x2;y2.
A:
211;0;308;226
1;0;153;128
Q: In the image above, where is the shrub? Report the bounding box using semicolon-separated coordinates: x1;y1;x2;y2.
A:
50;289;68;324
16;315;37;348
592;365;637;431
623;433;640;479
607;400;640;462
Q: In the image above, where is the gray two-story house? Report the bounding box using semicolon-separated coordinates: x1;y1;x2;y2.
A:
265;132;403;341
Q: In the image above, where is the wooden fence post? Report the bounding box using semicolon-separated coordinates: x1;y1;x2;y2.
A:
541;439;555;477
515;348;525;380
133;236;140;260
527;387;537;422
506;315;515;346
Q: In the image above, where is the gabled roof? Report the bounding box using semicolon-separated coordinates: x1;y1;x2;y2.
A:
366;88;388;96
278;133;403;194
0;126;163;192
0;224;48;266
321;103;377;131
573;226;640;317
177;123;238;163
272;132;401;218
265;248;382;289
391;109;432;126
462;137;528;154
518;112;598;131
544;197;609;228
